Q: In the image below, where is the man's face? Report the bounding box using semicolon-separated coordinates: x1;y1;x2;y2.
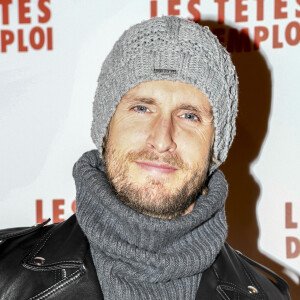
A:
104;80;214;219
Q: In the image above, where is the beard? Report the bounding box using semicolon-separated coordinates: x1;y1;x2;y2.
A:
104;142;211;219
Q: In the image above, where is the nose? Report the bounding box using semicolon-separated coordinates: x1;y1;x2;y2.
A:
146;116;177;153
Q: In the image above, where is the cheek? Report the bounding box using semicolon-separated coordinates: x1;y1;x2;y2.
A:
110;117;150;151
177;137;202;165
175;129;213;166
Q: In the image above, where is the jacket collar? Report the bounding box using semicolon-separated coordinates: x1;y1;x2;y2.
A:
19;215;245;297
22;214;87;271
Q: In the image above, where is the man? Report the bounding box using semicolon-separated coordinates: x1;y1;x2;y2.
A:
0;16;290;299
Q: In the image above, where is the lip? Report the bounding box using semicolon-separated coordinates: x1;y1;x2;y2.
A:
135;161;178;174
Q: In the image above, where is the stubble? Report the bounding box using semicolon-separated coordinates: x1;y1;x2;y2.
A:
104;142;211;219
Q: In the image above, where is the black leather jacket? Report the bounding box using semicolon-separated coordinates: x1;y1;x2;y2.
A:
0;214;290;300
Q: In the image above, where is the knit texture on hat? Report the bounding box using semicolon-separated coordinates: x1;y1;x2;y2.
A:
74;150;228;300
91;16;238;173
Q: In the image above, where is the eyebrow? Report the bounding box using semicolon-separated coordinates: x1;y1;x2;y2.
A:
178;104;213;117
124;97;156;105
124;96;213;116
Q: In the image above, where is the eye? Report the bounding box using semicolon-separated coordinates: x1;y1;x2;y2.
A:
180;113;200;121
132;105;150;113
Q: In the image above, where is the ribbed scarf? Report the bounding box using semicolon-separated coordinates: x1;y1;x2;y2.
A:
74;150;228;300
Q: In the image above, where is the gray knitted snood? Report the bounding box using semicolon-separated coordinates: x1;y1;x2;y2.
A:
74;150;228;300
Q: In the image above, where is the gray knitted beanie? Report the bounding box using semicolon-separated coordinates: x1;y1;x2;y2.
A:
91;16;238;173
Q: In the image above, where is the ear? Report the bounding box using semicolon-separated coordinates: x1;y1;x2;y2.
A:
210;128;215;146
102;122;111;157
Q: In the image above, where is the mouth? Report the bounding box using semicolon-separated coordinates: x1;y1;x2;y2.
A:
135;161;178;174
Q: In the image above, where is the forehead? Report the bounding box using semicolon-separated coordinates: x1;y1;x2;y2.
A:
121;80;212;112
